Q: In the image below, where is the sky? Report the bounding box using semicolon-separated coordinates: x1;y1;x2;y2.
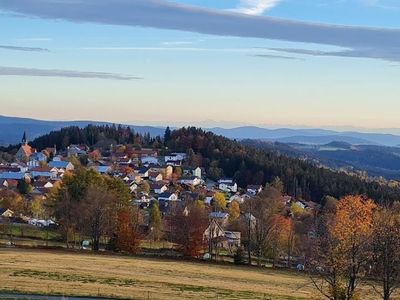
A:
1;0;400;130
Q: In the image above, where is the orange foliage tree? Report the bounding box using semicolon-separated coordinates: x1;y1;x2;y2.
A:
171;202;209;257
311;195;376;300
114;207;143;254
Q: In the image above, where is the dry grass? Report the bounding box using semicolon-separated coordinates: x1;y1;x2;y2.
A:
0;248;383;300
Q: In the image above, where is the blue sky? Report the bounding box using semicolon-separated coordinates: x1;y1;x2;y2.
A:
1;0;400;130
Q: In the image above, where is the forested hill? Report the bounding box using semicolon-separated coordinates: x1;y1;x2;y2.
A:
3;125;400;204
167;127;400;204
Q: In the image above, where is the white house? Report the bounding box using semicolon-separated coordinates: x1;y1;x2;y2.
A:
218;178;237;193
48;160;75;171
27;152;47;169
178;176;202;186
246;185;263;196
158;192;178;202
30;167;58;179
0;208;14;218
151;182;168;194
141;156;159;166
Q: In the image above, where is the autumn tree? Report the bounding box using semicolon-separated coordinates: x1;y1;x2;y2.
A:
171;202;209;257
212;192;227;211
228;201;240;221
370;208;400;300
114;206;143;254
0;189;24;215
311;195;376;300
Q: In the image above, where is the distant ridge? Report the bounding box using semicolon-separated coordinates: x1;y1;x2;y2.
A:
207;126;400;147
0;115;165;146
2;115;400;147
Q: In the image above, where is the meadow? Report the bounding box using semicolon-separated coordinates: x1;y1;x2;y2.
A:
0;248;383;300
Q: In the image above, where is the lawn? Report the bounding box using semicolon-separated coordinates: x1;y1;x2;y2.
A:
0;248;383;300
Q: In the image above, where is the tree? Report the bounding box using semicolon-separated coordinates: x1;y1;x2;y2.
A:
114;206;143;254
171;202;209;257
270;177;284;193
370;209;400;300
164;126;171;145
31;196;45;219
149;202;163;242
311;195;376;300
139;181;150;194
229;201;240;221
0;189;24;215
242;187;284;266
79;185;114;251
213;192;227;211
17;179;32;195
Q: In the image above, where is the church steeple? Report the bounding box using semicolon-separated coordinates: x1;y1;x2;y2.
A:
22;131;27;145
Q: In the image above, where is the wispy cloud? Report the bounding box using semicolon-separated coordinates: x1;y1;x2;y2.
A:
0;66;142;80
233;0;282;15
252;53;302;60
269;47;400;62
1;0;400;61
0;45;49;52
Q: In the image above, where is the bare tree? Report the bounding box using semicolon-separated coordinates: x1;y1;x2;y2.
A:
80;185;114;251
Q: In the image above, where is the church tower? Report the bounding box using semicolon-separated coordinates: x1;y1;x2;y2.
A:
21;131;27;145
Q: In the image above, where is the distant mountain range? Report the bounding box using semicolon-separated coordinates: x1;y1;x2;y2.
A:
0;115;165;146
2;115;400;148
207;126;400;147
3;115;400;179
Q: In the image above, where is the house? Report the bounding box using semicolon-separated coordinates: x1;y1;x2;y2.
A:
48;160;75;171
132;149;158;158
92;165;112;174
151;182;168;194
218;178;238;193
137;167;149;178
224;231;241;247
148;172;163;182
204;218;225;241
27;152;47;169
0;172;29;181
67;144;88;157
165;153;186;162
141;156;159;166
33;180;54;189
16;143;35;162
182;167;202;178
0;179;18;189
246;185;263;196
229;194;245;204
30;166;58;179
177;176;202;186
0;208;14;218
209;211;230;226
158;192;179;202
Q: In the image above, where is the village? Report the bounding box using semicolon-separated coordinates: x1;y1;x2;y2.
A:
0;132;318;266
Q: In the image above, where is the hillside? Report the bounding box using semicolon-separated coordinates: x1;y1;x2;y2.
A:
2;125;400;203
0;115;165;145
243;139;400;180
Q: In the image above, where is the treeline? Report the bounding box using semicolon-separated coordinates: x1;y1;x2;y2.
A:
29;124;163;151
167;127;400;204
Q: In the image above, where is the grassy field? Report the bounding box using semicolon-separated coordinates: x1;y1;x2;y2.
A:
0;248;384;300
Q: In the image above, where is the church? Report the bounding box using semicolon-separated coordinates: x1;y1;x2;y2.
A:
15;132;35;162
